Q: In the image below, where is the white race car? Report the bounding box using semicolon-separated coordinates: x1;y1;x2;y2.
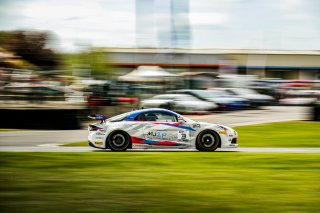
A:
88;108;238;151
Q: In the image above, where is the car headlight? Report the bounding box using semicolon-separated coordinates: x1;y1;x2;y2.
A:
218;129;227;134
217;125;228;134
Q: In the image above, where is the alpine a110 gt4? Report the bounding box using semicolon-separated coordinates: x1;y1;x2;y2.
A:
88;108;238;151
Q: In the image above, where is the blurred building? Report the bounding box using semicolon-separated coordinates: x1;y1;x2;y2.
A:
97;48;320;80
136;0;190;49
136;0;156;47
225;50;320;80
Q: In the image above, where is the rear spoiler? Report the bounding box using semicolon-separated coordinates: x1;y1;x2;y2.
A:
88;114;107;123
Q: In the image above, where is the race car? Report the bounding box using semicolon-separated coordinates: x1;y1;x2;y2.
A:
88;108;238;151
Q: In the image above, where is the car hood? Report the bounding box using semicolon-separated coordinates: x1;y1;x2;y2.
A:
196;122;235;133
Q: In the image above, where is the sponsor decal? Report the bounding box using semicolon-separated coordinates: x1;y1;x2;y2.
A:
94;141;103;145
133;143;149;148
146;130;168;140
193;123;201;128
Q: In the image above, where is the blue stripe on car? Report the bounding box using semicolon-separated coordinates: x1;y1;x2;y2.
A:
163;123;196;131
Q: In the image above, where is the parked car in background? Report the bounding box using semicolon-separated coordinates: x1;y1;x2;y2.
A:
249;79;288;102
169;89;250;110
85;81;138;106
0;83;85;103
279;89;320;106
140;94;217;113
222;88;275;107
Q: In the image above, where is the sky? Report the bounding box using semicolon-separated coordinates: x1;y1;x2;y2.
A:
0;0;319;52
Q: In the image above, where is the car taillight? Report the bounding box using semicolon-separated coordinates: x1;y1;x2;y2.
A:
89;125;103;131
117;97;138;103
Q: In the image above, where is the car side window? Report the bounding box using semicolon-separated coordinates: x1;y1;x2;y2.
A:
135;113;147;121
134;112;177;122
227;90;237;95
156;112;177;122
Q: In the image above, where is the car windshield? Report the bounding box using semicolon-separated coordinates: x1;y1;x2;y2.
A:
194;90;228;98
152;95;173;100
107;112;130;122
174;95;200;101
232;88;257;95
153;94;199;101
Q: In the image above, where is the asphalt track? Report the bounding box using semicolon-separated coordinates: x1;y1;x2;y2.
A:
0;106;317;153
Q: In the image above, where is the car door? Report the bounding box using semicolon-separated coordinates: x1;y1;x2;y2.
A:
141;111;191;148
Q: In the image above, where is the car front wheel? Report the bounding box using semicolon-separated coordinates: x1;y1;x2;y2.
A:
107;131;131;151
196;130;220;151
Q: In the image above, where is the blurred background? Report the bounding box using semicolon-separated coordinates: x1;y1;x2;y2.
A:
0;0;319;129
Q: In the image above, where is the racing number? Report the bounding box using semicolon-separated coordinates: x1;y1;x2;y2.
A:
178;130;189;141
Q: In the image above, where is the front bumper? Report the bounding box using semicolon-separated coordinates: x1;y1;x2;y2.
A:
223;139;238;148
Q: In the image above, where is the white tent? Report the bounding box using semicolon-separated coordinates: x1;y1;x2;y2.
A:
118;66;178;82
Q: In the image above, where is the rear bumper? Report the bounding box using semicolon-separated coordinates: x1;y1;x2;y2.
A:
89;140;107;149
88;140;101;148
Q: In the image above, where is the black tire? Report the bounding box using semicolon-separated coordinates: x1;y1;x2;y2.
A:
176;106;186;114
107;131;131;151
196;130;220;151
160;101;174;110
159;104;169;109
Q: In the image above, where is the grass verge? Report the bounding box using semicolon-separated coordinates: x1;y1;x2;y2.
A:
63;121;320;147
233;121;320;147
0;152;319;213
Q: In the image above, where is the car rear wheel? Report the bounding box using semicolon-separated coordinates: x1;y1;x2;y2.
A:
108;131;130;151
196;130;220;151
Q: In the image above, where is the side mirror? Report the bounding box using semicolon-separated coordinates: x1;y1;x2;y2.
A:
178;117;186;125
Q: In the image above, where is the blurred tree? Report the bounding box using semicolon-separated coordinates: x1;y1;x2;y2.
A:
61;50;114;79
0;30;59;70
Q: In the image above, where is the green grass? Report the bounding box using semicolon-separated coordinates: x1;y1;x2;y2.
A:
63;121;320;147
0;152;319;213
234;121;320;147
